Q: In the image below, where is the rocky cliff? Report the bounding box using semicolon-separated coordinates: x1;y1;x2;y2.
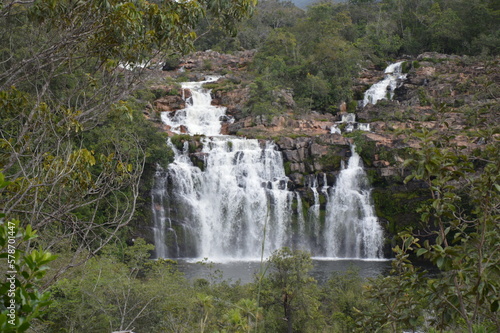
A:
147;50;499;239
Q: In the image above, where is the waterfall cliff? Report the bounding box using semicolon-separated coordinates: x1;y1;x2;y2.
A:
153;77;384;260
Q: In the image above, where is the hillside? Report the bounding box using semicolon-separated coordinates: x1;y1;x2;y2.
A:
149;50;498;235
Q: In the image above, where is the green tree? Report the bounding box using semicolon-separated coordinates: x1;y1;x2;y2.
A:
0;0;256;279
263;247;323;333
0;172;57;333
361;128;500;332
45;240;197;332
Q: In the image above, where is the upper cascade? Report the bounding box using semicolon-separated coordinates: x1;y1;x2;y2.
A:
161;76;227;136
362;61;407;107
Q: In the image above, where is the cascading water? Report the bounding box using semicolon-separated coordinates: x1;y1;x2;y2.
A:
151;167;181;258
161;76;227;135
324;145;384;258
363;61;407;106
330;113;371;134
153;76;384;260
163;137;294;260
307;175;322;251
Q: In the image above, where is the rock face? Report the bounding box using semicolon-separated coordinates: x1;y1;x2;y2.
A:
151;51;499;187
142;50;499;242
180;50;256;72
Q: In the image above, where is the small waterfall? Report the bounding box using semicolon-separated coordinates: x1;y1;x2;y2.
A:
330;114;371;134
358;123;371;132
363;61;407;106
330;124;341;134
151;167;182;258
341;113;356;123
324;145;383;258
295;192;307;249
161;76;226;135
307;176;321;250
321;173;329;199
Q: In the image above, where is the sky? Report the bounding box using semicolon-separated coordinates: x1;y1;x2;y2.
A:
290;0;346;10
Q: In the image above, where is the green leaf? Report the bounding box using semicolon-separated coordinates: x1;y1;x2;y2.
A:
403;174;414;184
416;248;428;257
436;257;445;269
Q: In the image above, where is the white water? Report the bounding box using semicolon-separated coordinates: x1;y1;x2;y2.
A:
330;124;341;134
161;76;226;135
307;176;322;250
160;137;294;260
363;61;407;106
324;146;384;258
358;123;371;132
330;113;371;134
154;78;384;261
341;113;356;123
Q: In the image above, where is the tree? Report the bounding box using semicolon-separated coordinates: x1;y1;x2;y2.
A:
0;0;256;279
361;127;500;332
0;172;57;332
264;247;323;333
44;239;198;332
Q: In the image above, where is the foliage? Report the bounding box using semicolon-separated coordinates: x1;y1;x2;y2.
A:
360;128;500;332
194;0;304;53
0;0;255;287
321;267;375;332
0;173;57;332
259;247;324;333
225;0;500;118
246;2;362;114
45;239;196;332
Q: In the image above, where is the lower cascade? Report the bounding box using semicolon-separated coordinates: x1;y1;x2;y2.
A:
324;146;384;258
152;78;384;261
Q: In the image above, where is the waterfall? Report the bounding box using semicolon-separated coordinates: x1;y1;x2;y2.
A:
152;167;181;258
330;113;371;134
295;191;307;249
331;124;341;134
157;137;294;260
154;77;384;260
363;61;407;106
151;168;168;258
161;76;226;135
307;175;322;251
341;113;356;123
324;145;384;258
358;123;371;132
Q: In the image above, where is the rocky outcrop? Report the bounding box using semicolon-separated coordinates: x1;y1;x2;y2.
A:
141;50;499;243
227;112;336;137
180;50;256;72
275;134;350;181
149;50;499;191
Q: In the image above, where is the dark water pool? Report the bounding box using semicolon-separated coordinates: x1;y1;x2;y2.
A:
175;258;393;284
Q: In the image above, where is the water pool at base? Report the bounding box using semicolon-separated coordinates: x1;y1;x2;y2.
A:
175;258;393;285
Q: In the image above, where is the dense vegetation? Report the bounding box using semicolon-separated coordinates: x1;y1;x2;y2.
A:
0;0;255;331
0;0;499;332
197;0;499;113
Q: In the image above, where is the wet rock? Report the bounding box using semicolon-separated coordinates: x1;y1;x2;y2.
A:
154;95;185;112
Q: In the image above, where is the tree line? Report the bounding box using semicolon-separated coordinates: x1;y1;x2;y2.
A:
196;0;499;112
